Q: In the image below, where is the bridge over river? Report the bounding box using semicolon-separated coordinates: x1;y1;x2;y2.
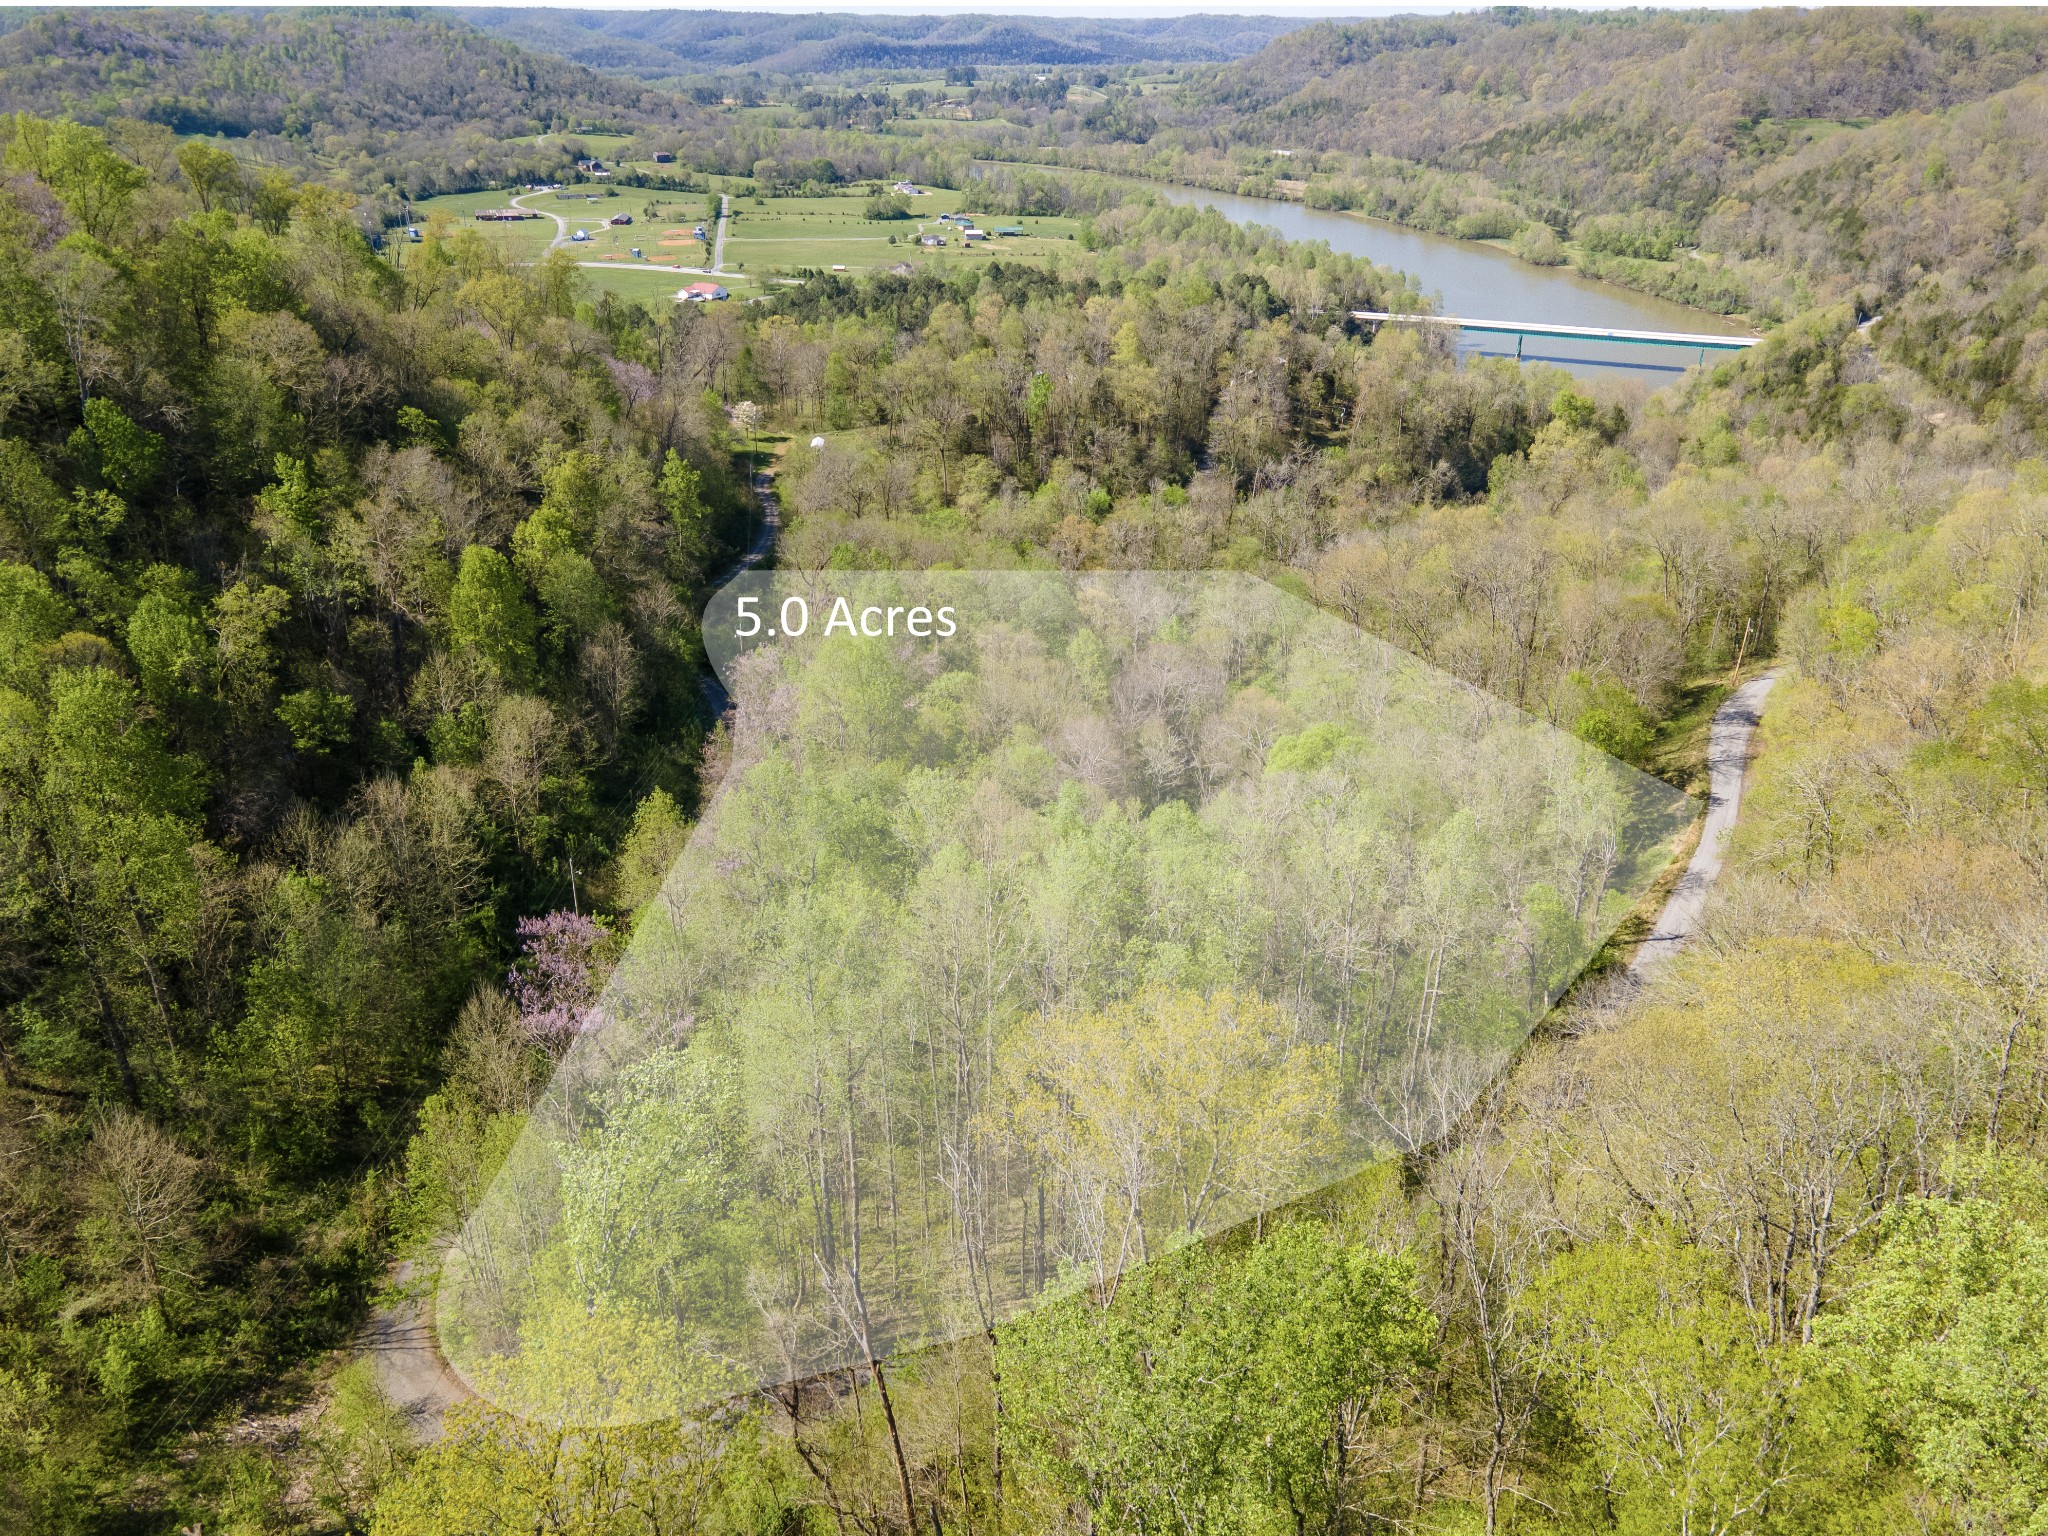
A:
1352;311;1760;363
1135;179;1761;380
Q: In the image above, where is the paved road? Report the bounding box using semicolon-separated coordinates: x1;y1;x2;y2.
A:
573;259;724;277
511;187;736;281
510;187;574;249
1630;671;1779;976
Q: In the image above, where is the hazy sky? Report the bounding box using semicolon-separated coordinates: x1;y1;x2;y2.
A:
40;0;1779;13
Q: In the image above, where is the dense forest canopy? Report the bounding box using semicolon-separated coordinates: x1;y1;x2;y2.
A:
439;569;1686;1428
0;6;2046;1534
0;8;710;199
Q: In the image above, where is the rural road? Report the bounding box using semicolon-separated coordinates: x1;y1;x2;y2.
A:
512;186;736;280
1629;671;1779;976
700;458;783;716
361;1259;468;1438
735;457;782;573
511;186;574;249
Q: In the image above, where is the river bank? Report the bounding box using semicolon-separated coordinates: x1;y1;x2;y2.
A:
977;160;1758;381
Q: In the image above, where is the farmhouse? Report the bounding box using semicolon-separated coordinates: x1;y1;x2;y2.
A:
678;282;729;302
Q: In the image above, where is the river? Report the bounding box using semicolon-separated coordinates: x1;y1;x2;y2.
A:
1129;180;1756;382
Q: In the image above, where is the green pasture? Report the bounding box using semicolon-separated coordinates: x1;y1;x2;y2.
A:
411;182;720;268
721;190;1080;276
575;266;759;306
404;184;1079;284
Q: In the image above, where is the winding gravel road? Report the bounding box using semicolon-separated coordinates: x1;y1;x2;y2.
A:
510;186;736;279
361;1259;468;1439
510;186;573;249
1630;671;1779;976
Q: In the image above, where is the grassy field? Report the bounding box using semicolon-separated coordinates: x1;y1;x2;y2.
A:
721;189;1081;278
578;266;757;305
401;183;1080;292
410;182;723;268
508;131;638;155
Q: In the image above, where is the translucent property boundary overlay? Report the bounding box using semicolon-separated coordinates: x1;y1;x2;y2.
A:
438;572;1694;1426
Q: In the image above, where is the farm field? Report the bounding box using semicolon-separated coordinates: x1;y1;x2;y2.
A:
720;189;1081;277
410;182;722;268
579;265;757;304
411;183;1082;282
508;130;637;155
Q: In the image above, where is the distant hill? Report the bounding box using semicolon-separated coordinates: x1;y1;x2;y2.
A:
0;8;692;143
0;8;711;198
1167;8;2048;218
458;9;1320;76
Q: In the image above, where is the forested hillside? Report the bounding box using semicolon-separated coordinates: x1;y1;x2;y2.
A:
0;108;751;1529
1187;8;2048;181
995;8;2048;427
460;8;1309;76
371;232;2048;1536
0;9;704;198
